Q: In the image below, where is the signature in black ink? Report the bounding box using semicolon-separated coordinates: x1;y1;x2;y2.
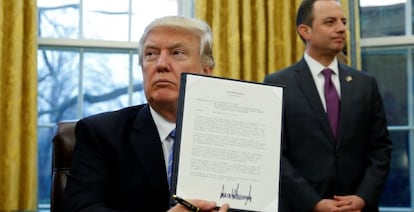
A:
219;183;252;205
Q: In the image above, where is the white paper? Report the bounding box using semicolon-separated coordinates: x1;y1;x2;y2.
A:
174;74;283;212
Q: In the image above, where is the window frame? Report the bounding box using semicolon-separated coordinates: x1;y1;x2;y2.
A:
357;0;414;211
37;0;193;210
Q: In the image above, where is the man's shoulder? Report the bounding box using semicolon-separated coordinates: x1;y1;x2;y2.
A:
339;64;376;80
80;104;148;125
264;61;303;83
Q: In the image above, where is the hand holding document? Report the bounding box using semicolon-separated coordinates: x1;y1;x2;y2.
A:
171;73;283;212
170;195;230;212
172;195;200;212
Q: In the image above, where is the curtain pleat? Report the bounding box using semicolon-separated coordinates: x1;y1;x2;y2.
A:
342;0;361;69
195;0;353;81
195;0;304;82
0;0;38;210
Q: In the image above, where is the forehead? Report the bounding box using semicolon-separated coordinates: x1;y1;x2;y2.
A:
312;0;345;20
143;26;200;46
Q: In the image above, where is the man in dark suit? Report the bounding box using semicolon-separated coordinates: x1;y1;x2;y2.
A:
263;0;392;211
63;16;229;212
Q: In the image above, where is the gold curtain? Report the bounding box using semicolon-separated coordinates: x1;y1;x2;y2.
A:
346;0;362;69
340;0;350;64
195;0;352;82
0;0;38;210
195;0;303;81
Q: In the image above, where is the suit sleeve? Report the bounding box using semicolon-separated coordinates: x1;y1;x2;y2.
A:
278;117;323;211
62;119;121;212
355;76;392;209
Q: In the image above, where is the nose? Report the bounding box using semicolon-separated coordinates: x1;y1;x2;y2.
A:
337;21;346;33
156;52;171;72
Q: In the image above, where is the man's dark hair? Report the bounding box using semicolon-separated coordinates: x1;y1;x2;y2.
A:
296;0;316;29
296;0;317;43
296;0;339;42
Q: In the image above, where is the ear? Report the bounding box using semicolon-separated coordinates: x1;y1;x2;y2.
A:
298;24;311;41
203;67;213;75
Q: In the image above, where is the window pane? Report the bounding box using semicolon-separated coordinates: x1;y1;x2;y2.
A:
38;0;80;38
37;127;55;205
131;0;178;41
83;0;129;41
359;1;406;38
361;47;408;126
380;130;410;207
362;46;414;208
37;48;80;206
82;51;141;116
37;48;80;124
37;0;179;209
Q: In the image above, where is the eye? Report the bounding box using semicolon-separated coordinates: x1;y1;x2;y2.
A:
144;50;158;61
171;49;187;59
172;50;185;56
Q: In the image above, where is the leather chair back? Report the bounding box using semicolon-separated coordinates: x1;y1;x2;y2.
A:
51;121;77;212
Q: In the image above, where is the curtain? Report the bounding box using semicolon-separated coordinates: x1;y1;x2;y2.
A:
344;0;362;69
195;0;352;82
195;0;303;82
0;0;38;210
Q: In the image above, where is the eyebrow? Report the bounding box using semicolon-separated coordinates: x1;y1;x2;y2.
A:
143;41;190;51
323;16;347;22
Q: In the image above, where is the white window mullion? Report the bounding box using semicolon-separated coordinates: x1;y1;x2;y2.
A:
77;48;84;119
407;47;414;212
79;0;84;39
406;0;412;36
408;49;414;127
128;51;134;106
128;0;132;41
348;0;356;68
177;0;194;17
38;38;138;50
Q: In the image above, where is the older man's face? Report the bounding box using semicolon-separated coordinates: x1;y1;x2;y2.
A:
141;26;212;113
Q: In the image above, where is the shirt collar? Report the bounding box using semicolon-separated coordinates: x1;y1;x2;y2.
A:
149;106;176;141
304;52;339;76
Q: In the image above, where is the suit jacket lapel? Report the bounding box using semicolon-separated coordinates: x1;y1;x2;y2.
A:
295;59;336;143
337;65;355;148
129;105;169;194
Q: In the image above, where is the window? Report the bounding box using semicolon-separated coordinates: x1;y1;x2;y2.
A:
359;0;414;211
37;0;190;209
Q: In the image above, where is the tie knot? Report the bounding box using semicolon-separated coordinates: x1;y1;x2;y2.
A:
322;68;333;79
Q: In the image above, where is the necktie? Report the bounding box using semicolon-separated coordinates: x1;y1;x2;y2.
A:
322;68;340;138
167;129;175;190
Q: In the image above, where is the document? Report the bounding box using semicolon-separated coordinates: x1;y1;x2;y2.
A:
171;73;283;212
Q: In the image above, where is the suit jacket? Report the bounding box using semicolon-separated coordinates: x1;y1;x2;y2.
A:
263;58;392;212
62;104;171;212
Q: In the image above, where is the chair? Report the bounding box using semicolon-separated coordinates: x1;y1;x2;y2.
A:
51;121;77;212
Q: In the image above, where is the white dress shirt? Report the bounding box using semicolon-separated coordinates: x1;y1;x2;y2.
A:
304;52;341;111
149;106;176;172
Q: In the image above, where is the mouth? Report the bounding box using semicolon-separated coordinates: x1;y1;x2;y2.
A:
154;79;174;87
333;37;345;42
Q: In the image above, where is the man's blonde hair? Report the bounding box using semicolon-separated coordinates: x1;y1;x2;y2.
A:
138;16;214;69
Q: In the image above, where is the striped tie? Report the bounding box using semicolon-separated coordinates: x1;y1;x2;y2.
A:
167;129;175;190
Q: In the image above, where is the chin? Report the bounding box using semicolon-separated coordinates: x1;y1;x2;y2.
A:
152;92;178;102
